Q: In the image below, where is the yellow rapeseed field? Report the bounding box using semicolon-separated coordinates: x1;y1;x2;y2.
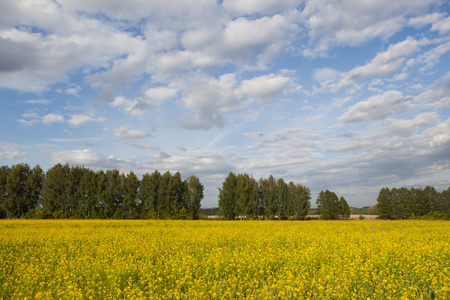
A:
0;220;449;299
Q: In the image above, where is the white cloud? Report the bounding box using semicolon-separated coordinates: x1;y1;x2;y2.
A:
238;73;298;102
113;124;150;139
42;113;64;124
301;0;430;55
381;112;439;137
178;73;241;130
415;40;450;70
24;99;52;105
0;150;27;159
50;149;128;169
339;90;411;123
338;38;419;89
223;0;301;16
67;114;106;127
418;72;450;109
112;86;176;119
144;87;178;104
409;12;450;35
313;68;339;83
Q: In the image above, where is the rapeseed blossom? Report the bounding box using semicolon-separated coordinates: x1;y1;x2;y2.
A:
0;220;449;299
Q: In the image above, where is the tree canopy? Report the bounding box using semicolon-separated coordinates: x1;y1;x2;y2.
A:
377;186;450;220
316;190;351;220
0;163;203;220
218;172;311;220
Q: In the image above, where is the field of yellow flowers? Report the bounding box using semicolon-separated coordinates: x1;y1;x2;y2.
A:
1;220;449;299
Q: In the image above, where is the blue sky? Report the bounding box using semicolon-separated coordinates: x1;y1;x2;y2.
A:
1;0;450;208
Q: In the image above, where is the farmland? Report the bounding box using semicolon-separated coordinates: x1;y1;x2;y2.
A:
1;220;449;299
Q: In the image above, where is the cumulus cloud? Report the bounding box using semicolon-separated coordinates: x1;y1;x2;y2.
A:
339;91;411;123
418;72;450;109
301;0;430;55
381;112;439;137
42;113;64;124
337;38;419;89
238;73;299;102
113;124;150;139
50;149;128;169
0;150;27;159
177;73;241;130
409;12;450;35
222;0;301;16
67;114;106;127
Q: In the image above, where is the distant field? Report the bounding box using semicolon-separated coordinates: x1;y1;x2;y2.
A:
1;220;449;299
206;214;379;220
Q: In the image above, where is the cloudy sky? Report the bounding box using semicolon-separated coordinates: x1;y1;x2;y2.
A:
1;0;450;207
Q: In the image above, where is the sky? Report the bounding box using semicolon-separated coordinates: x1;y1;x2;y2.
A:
1;0;450;208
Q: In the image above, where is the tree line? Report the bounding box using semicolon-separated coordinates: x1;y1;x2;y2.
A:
218;172;312;220
315;190;351;220
0;163;204;219
377;186;450;220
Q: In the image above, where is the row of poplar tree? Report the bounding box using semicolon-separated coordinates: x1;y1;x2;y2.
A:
218;172;312;220
376;186;450;219
0;163;204;219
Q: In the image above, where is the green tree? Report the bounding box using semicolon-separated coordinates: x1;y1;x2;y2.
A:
339;196;351;219
104;169;124;218
236;173;251;219
65;165;83;217
316;190;340;220
5;164;32;218
78;168;97;218
218;172;238;220
139;171;161;218
0;166;9;218
248;177;260;219
42;163;70;217
183;175;204;220
277;178;288;220
289;183;311;220
377;187;394;219
26;165;45;211
168;172;185;218
158;171;172;218
122;171;140;218
259;175;277;220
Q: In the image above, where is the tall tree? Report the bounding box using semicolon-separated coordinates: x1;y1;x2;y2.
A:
290;183;311;220
5;164;32;218
316;190;340;220
248;176;260;219
168;172;185;218
78;168;97;218
277;178;288;220
104;169;123;218
66;165;83;217
339;196;351;219
139;171;161;218
218;172;238;220
42;163;70;217
158;171;172;218
236;173;251;219
122;171;140;218
0;166;9;218
377;188;394;219
183;175;204;220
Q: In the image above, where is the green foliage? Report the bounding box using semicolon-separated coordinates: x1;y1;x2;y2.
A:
316;190;340;220
377;186;449;220
218;172;238;220
0;163;204;220
218;173;310;220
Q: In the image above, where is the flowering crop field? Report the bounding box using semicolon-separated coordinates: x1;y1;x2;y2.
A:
1;220;449;299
